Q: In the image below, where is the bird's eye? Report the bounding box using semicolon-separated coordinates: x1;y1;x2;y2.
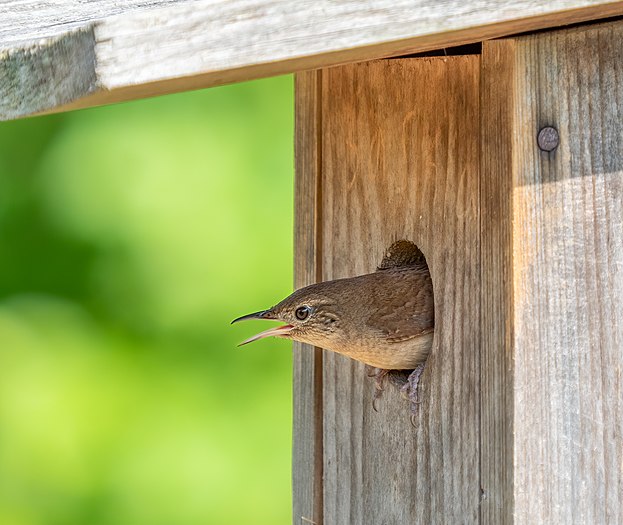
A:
295;306;311;321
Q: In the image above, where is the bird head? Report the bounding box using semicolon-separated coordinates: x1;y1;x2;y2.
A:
231;284;341;347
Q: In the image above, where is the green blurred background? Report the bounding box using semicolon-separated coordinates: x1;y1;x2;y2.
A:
0;76;294;525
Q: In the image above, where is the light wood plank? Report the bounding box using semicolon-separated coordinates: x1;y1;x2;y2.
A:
3;0;623;120
482;20;623;524
480;39;516;524
293;70;323;525
320;57;480;523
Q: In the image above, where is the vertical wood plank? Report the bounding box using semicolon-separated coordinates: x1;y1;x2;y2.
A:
293;70;324;525
320;57;481;523
480;40;516;524
482;20;623;524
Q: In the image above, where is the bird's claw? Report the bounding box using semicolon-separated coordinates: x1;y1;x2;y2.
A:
369;368;390;411
400;363;426;417
372;390;381;412
369;365;425;419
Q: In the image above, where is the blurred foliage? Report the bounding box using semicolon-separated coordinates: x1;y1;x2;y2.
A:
0;76;294;525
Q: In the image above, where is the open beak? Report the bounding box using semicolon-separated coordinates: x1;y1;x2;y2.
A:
231;310;294;346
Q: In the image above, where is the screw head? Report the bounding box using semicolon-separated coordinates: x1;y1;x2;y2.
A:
537;126;559;152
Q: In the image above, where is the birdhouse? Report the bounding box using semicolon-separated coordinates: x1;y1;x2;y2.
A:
2;2;622;523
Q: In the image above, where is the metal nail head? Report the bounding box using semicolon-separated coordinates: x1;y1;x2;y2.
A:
537;126;559;152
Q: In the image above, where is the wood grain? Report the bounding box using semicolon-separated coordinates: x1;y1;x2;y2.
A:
319;57;480;523
482;20;623;524
480;39;516;524
3;0;623;120
293;70;323;525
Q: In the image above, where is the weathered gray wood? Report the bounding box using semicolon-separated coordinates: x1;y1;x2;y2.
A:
293;70;323;525
318;57;481;524
0;1;181;45
481;20;623;524
3;0;623;120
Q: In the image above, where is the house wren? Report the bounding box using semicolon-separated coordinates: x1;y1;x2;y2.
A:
232;240;434;413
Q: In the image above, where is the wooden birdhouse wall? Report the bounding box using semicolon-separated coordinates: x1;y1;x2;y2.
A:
294;19;623;525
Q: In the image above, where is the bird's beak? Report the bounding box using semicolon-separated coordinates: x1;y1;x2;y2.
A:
231;310;274;324
231;309;294;346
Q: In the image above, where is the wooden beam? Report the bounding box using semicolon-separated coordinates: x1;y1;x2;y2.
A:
3;0;623;120
480;38;516;525
481;20;623;523
293;70;324;525
311;56;481;523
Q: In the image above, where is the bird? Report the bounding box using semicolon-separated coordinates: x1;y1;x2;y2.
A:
232;240;434;414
